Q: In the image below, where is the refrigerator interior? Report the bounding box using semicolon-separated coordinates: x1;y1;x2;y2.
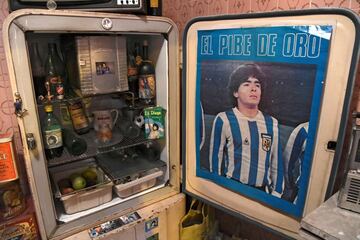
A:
3;10;179;239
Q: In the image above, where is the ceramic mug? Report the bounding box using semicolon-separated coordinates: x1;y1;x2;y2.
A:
93;109;119;131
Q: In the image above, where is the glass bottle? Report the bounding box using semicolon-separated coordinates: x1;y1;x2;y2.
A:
135;42;142;68
148;0;162;16
127;44;139;98
138;40;156;105
44;43;66;100
67;99;90;135
62;128;87;156
42;104;63;159
29;42;46;99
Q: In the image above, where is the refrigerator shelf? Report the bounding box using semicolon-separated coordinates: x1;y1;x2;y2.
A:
96;149;166;184
47;129;154;168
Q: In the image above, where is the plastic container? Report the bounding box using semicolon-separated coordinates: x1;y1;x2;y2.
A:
49;158;113;214
114;168;163;198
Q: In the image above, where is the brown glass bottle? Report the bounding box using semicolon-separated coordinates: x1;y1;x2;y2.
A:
127;43;139;98
138;40;156;105
67;99;90;135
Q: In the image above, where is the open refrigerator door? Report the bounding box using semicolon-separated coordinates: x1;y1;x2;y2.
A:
182;8;360;238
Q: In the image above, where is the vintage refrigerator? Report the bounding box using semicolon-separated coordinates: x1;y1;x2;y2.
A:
3;8;183;240
2;7;360;240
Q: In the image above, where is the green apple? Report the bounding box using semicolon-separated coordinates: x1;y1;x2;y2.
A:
69;173;81;181
72;176;87;190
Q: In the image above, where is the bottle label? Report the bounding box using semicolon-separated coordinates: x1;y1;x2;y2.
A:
45;128;63;149
60;103;72;126
0;140;18;182
150;0;159;7
56;83;64;100
69;103;89;130
139;74;156;100
48;76;59;96
128;67;138;76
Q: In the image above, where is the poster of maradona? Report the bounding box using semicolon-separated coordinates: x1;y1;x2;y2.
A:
195;25;332;217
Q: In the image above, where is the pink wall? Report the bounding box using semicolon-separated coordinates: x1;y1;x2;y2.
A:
0;0;359;186
163;0;360;44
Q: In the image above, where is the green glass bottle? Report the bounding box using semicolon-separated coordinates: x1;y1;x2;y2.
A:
44;43;65;100
62;128;87;156
43;104;63;159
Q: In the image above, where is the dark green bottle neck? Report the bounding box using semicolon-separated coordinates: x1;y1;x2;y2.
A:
143;45;148;61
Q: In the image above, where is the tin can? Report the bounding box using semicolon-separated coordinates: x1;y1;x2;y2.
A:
0;137;26;220
0;179;26;221
0;137;19;183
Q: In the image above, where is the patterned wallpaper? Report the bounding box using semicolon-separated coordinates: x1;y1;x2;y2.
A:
0;0;360;186
163;0;360;42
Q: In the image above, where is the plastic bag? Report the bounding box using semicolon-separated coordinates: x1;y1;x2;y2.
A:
180;199;208;240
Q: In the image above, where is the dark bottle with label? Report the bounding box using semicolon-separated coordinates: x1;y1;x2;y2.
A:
44;43;66;100
138;40;156;105
43;104;63;159
67;99;90;135
148;0;162;16
29;42;46;99
62;128;87;156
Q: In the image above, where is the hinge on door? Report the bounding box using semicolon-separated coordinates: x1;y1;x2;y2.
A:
14;92;27;118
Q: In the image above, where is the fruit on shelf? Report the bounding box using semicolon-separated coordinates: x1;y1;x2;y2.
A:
82;168;98;186
58;178;71;188
72;176;87;190
61;187;75;195
69;173;81;182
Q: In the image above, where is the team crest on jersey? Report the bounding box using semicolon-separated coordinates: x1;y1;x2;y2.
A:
261;134;272;152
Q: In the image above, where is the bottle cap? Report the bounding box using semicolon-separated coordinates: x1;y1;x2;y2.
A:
44;104;53;112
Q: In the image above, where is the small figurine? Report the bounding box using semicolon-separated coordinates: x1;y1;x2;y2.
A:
44;81;54;102
14;92;27;117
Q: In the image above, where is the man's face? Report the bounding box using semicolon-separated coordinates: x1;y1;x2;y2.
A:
233;77;261;108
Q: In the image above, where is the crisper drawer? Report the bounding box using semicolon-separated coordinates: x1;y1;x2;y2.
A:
49;158;113;214
114;168;164;198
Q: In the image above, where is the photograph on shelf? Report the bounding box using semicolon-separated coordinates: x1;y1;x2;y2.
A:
195;25;332;217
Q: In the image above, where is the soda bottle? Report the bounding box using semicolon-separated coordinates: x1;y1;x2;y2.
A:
44;43;66;100
42;104;63;159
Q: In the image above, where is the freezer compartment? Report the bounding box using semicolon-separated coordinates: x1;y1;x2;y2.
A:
63;35;128;96
49;158;113;214
114;168;163;198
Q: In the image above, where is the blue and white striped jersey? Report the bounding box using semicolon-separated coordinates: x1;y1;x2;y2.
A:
209;108;284;196
283;122;308;190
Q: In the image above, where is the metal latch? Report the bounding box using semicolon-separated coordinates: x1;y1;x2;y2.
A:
26;133;36;150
